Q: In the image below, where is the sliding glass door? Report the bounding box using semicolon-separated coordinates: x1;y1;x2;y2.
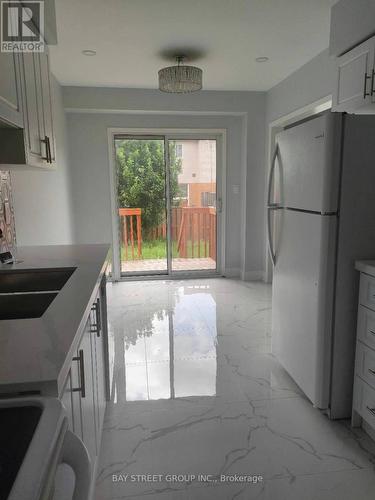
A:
168;139;218;273
111;133;222;278
114;136;168;275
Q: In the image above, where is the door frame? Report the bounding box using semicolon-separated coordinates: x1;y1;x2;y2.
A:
107;127;227;281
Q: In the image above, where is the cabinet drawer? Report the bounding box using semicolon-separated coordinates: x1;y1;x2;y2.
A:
353;377;375;428
357;305;375;350
355;341;375;389
359;273;375;310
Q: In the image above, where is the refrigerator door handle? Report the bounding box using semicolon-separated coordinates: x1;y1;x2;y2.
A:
267;207;276;266
267;143;281;266
267;143;280;207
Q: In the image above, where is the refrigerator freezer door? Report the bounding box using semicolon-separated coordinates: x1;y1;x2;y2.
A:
276;113;342;213
272;210;337;408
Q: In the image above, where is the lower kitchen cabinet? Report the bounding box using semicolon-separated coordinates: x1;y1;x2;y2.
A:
78;316;98;461
61;369;74;431
91;296;107;444
353;267;375;440
61;285;108;466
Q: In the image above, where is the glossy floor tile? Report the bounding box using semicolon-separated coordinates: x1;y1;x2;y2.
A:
96;279;375;500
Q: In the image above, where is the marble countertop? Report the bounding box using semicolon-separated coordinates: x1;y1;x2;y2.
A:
0;244;110;396
355;260;375;276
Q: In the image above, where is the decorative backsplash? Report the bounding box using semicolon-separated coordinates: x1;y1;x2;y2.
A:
0;171;17;254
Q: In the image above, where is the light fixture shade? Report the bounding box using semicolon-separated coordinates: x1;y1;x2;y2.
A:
158;65;202;93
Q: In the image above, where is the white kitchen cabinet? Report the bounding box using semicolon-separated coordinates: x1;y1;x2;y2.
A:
61;286;108;465
78;315;98;461
91;297;107;442
70;350;83;439
20;52;44;163
38;49;56;162
61;370;74;431
0;51;23;127
332;36;375;114
352;266;375;440
20;48;55;167
0;45;56;167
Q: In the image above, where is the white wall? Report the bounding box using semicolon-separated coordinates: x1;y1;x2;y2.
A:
64;88;266;278
11;76;74;246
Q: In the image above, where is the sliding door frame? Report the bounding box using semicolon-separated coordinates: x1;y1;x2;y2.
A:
107;127;226;281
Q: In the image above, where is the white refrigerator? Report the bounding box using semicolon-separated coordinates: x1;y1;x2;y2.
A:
268;112;375;419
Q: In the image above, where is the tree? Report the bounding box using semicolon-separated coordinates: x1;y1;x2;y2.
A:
116;139;182;234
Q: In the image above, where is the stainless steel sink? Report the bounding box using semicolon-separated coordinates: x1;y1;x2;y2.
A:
0;267;76;293
0;292;58;320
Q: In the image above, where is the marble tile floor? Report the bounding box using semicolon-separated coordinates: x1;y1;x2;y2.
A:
95;279;375;500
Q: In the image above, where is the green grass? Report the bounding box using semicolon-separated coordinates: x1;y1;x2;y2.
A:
120;239;210;261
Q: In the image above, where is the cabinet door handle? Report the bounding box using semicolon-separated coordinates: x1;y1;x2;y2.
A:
46;136;52;163
91;299;101;337
364;72;371;99
371;69;375;97
366;406;375;417
41;136;50;162
72;349;86;398
96;298;101;337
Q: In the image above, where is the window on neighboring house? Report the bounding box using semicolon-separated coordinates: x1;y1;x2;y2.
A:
175;144;183;158
201;192;216;207
178;183;188;199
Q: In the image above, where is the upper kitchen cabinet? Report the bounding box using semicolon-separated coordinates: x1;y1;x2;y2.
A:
332;36;375;114
330;0;375;115
0;51;23;128
0;47;56;168
20;48;56;166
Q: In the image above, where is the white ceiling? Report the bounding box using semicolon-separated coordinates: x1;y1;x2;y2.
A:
50;0;337;91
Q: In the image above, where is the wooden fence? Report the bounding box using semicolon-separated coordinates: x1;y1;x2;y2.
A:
119;208;142;259
173;207;216;259
119;206;216;260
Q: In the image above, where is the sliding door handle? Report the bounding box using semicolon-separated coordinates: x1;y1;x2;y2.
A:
217;198;223;213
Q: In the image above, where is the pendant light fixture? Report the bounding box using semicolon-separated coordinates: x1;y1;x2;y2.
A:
158;56;202;93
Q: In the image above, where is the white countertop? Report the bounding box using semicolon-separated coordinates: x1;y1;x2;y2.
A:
355;260;375;276
0;244;110;396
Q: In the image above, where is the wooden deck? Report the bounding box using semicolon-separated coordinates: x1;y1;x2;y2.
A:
121;257;216;273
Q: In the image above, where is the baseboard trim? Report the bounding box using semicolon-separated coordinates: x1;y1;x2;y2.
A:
243;270;264;281
223;267;241;278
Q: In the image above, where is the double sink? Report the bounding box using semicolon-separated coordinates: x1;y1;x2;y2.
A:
0;268;76;320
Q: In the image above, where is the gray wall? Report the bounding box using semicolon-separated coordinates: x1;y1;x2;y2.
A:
11;76;74;246
64;88;266;278
266;49;336;123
